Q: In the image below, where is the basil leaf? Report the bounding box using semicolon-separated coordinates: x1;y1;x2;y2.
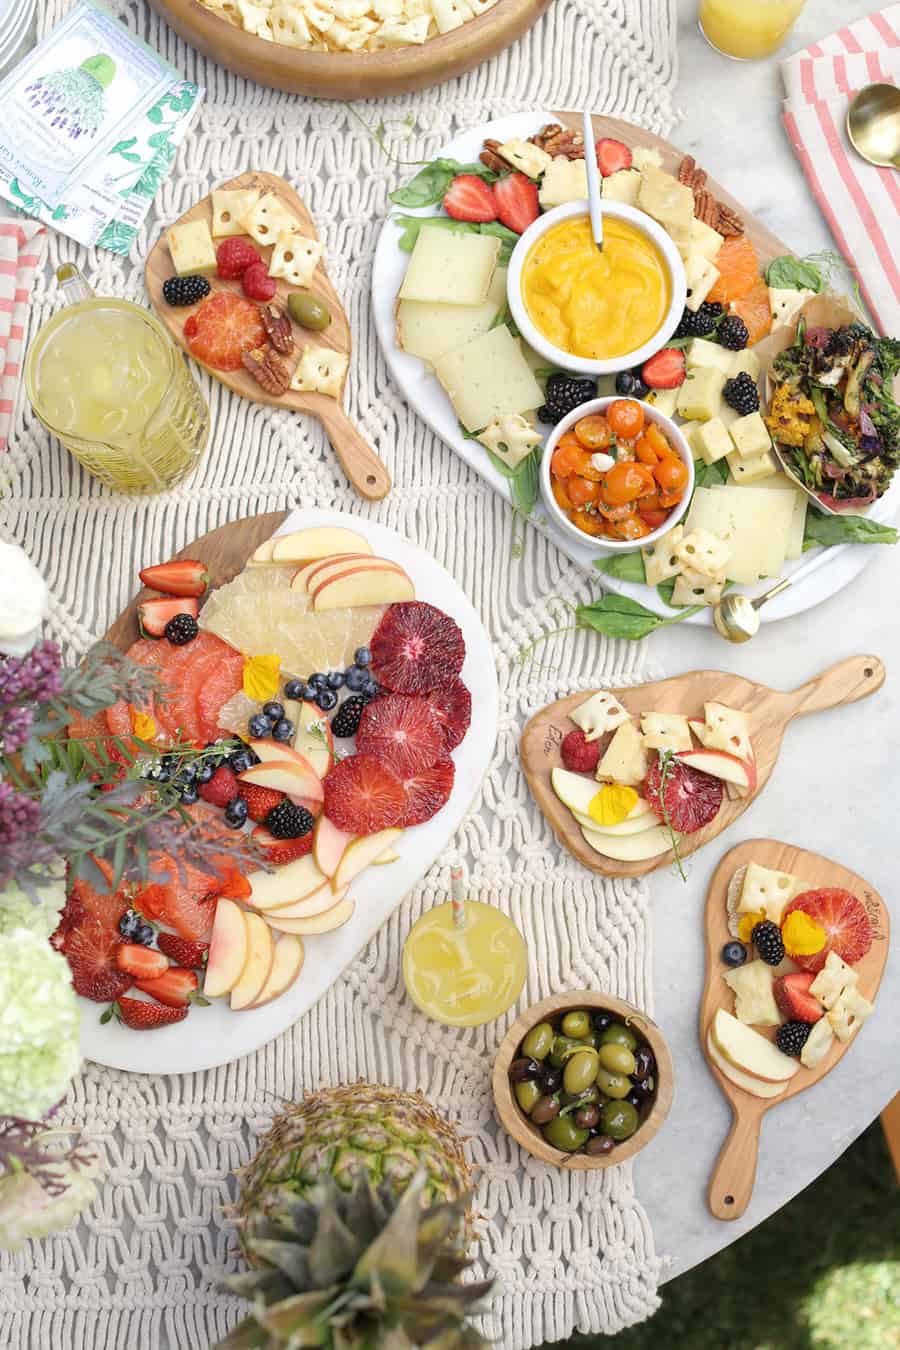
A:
657;577;678;606
693;456;729;489
803;512;898;549
389;158;495;208
490;302;520;338
593;552;646;583
764;254;824;292
575;593;702;641
392;214;480;252
510;449;540;516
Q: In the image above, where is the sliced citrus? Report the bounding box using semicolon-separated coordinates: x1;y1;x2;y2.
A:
197;646;245;743
184;292;266;372
707;235;760;305
730;278;772;346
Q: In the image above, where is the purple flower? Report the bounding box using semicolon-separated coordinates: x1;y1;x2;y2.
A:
0;705;32;755
0;642;62;706
0;781;41;848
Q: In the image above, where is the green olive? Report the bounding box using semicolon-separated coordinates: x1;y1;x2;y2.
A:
563;1050;600;1096
598;1043;636;1076
542;1115;590;1153
549;1036;580;1068
287;290;331;332
599;1022;639;1053
600;1099;640;1141
521;1021;554;1061
515;1080;541;1114
594;1067;631;1099
560;1010;591;1039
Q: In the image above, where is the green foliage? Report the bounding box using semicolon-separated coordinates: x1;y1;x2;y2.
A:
692;456;729;489
574;593;702;642
485;447;540;517
803;512;898;549
389;157;497;208
593;552;647;584
764;254;826;292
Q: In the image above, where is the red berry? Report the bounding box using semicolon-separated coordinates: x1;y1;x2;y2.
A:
644;755;723;834
595;138;633;176
781;889;873;973
493;172;540;234
113;997;188;1029
443;174;497;222
138;596;199;639
216;237;262;280
250;826;314;865
135;966;199;1007
115;943;168;979
773;972;824;1023
561;729;600;774
399;757;455;827
323;754;404;835
238;782;286;822
356;694;445;778
156;933;209;969
642;348;687;390
370;602;465;695
139;558;208;598
424;679;471;751
199;763;240;807
241;262;277;302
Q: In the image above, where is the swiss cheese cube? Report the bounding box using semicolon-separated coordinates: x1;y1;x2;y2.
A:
723;959;781;1027
671;567;726;607
702;702;752;761
686;484;793;583
828;987;874;1042
738;861;802;924
596;720;646;786
269;230;323;288
601;168;641;206
685;254;720;312
241;192;301;247
642;524;684;586
695;417;732;466
729;411;771;459
289;345;348;399
646;387;679;418
677;367;725;422
569;690;631;742
211;187;261;238
687;338;734;375
435;325;544;433
399;227;501;306
497;138;552;179
689;215;724;263
640;712;692;752
675;527;730;578
539;157;588;210
727;449;777;484
167;219;217;276
476;412;540;470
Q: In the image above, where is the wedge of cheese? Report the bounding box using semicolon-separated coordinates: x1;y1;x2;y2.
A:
596;720;647;787
434;325;543;433
569;691;631;742
723;959;781;1027
686;485;794;584
745;475;807;560
701;702;753;761
241;192;301;247
396;267;507;366
167;220;217;276
399;227;501;306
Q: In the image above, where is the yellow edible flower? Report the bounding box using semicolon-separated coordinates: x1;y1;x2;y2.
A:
588;783;638;827
781;910;826;957
738;910;767;943
130;709;156;741
243;654;281;702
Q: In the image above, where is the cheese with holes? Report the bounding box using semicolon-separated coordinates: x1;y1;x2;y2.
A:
685;253;720;312
476;412;541;469
596;720;647;786
828;986;874;1042
675;527;731;578
769;287;815;329
689;215;724;263
686;485;794;582
396;267;507;366
212;187;261;238
677;367;726;422
695;417;732;466
642;524;684;586
435;325;544;432
640;711;692;752
167;220;217;275
729;411;772;459
800;1015;835;1068
686;338;735;375
241;192;301;247
570;691;631;742
600;168;641;206
671;567;726;607
399;227;501;306
269;230;323;288
539;157;589;210
724;959;781;1027
289;345;348;398
737;862;802;923
497;138;553;179
809;951;859;1009
702;702;753;761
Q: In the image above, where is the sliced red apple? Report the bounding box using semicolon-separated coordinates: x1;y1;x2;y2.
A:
712;1009;799;1084
264;896;355;935
298;555;403;595
333;828;403;890
271;526;372;564
229;912;275;1010
291;554;366;590
238;758;324;803
249;537;276;564
675;748;757;794
292;701;334;779
706;1030;787;1099
247;854;326;911
248;934;305;1009
204;899;250;998
314;815;356;877
248;738;319;773
263;878;346;919
311;566;415;613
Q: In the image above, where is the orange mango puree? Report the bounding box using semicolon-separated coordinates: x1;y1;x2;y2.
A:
521;215;670;361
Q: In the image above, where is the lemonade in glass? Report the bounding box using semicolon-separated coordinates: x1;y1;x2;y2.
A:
403;899;527;1028
698;0;806;59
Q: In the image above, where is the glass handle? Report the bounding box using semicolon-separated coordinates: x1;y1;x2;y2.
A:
55;264;94;305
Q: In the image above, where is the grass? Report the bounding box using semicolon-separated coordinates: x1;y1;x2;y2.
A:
553;1122;900;1349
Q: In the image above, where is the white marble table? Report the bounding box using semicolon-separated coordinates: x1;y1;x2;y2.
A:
635;0;898;1282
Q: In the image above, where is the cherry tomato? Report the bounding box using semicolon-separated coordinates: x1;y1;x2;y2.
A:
658;487;684;509
653;456;689;493
635;436;661;466
600;461;656;506
607;399;645;439
636;423;671;463
574;415;613;450
569;508;607;537
636;490;662;511
607;512;651;541
550;434;585;477
595;501;639;522
552;476;574;511
567;476;600;507
639;509;668;530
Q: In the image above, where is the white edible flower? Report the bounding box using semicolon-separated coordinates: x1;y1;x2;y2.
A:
0;541;49;656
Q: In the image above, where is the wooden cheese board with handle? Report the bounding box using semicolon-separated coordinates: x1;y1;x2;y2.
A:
520;656;885;878
145;171;391;502
701;839;889;1221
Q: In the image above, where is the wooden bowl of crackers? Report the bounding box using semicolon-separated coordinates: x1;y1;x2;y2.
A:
149;0;554;99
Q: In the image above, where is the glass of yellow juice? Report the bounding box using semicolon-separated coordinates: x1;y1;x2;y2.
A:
402;899;527;1028
25;266;210;494
698;0;806;60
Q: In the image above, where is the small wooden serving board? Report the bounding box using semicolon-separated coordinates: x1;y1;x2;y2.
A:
145;171;391;501
520;656;885;878
701;839;889;1221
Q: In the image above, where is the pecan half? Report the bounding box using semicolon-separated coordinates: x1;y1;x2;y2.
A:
261;303;294;355
480;139;508;172
529;122;585;160
241;345;290;397
677;154;707;192
716;202;745;237
693;188;721;230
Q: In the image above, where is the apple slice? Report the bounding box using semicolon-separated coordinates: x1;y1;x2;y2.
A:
249;537;276;564
314;816;356;876
248;934;305;1009
293;702;334;778
204;898;250;997
675;749;757;794
229;912;275;1011
239;758;324;803
263;878;346;918
291;553;365;590
247;854;326;911
311;566;415;613
580;823;679;862
706;1030;787;1099
333;828;403;890
569;806;661;837
711;1009;799;1083
248;738;320;774
293;554;402;593
271;526;372;564
265;896;355;935
551;768;654;823
372;847;401;865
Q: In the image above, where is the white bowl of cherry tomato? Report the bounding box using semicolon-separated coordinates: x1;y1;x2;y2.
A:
540;395;694;549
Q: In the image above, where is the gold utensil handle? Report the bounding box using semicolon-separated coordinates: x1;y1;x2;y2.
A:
317;402;391;501
785;655;886;720
708;1108;761;1221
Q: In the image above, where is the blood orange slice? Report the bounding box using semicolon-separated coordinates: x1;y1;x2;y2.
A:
184;292;266;372
706;236;759;306
645;755;723;834
399;757;455;827
370;602;465;694
424;678;472;751
781;888;873;973
356;694;444;777
323;754;404;834
197;645;245;743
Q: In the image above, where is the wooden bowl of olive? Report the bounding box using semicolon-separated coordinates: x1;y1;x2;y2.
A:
492;993;674;1167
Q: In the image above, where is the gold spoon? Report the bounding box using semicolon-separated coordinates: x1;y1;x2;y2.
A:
846;82;900;169
712;541;850;643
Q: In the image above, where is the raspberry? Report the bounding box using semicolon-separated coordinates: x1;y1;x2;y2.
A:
199;764;239;807
561;729;600;773
241;262;277;302
216;238;262;280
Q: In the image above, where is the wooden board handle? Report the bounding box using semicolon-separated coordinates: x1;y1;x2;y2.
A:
784;655;885;720
707;1108;761;1220
317;403;391;501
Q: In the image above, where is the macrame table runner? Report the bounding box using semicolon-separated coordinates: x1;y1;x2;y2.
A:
0;2;679;1344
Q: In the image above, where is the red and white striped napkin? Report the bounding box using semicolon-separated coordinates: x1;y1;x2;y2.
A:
0;218;46;454
780;6;899;336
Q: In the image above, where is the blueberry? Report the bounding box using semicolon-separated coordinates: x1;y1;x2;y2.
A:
159;755;178;780
224;797;249;828
197;762;215;784
228;748;255;775
326;670;344;689
135;923;155;946
249;713;273;738
615;371;637;395
180;785;199;805
309;673;328;690
363;677;379;699
272;718;294;743
284;678;305;701
316;688;338;711
262;701;284;721
301;683;318;701
345;665;367;692
722;941;748;968
119;911;141;939
354;646;371;667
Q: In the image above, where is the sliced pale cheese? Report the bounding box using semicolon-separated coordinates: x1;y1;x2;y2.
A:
241;192;301;247
596;720;647;786
677;367;725;422
539;157;589;210
431;0;475;34
642;524;684;586
769;286;815;329
399;226;500;306
640;712;691;752
800;1016;835;1069
723;959;781;1027
211;187;261;238
580;822;677;862
569;690;631;742
435;325;543;433
706;1030;787;1099
686;485;794;583
686;338;735;375
737;861;803;924
167;219;217;276
600;168;640;206
809;951;859;1010
497;138;552;178
828;987;874;1042
396;267;506;366
702;702;753;762
746;475;808;561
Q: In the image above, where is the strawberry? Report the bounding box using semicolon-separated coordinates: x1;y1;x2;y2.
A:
139;558;208;598
561;729;600;774
493;172;539;234
399;757;455;827
184;292;266;373
199;764;240;807
135;966;200;1007
370;602;465;695
443;174;497;223
323;754;404;834
641;348;687;390
774;972;824;1023
781;889;873;973
65;918;133;1002
595;138;633;176
156;933;209;969
356;694;445;778
115;943;168;980
645;755;723;834
424;678;471;751
216;237;262;279
111;997;188;1029
138;596;199;639
251;825;314;865
238;782;286;822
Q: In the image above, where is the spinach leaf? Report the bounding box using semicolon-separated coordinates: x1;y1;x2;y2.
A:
490;302;520;338
575;594;702;641
486;447;540;516
392;214;478;253
479;220;520;265
657;577;678;606
458;419;481;443
693;456;730;489
803;512;898;549
593;552;647;584
765;254;825;292
389;158;495;208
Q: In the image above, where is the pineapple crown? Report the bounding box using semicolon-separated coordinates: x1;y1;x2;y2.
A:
217;1169;494;1350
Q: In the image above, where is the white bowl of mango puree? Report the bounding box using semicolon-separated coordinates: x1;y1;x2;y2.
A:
507;201;686;376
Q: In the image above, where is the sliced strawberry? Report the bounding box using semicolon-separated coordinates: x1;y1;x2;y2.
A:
185;292;266;373
781;889;873;973
199;764;239;807
113;997;188;1030
135;966;199;1007
65;919;133;1002
251;825;314;865
642;348;686;390
115;943;168;979
238;782;286;823
774;972;824;1023
156;933;209;969
400;757;455;827
138;596;199;639
493;172;539;234
356;694;444;778
644;755;723;834
443;174;497;223
424;678;471;751
139;559;209;598
595;138;633;176
370;602;465;695
323;754;404;835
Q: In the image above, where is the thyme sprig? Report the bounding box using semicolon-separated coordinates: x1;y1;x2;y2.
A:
655;750;687;883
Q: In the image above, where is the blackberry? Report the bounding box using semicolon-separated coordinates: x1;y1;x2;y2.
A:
674;306;715;339
722;941;747;967
265;799;315;839
542;373;598;424
331;694;366;738
723;372;760;415
162;275;211;307
164;613;198;645
717;315;749;351
776;1020;812;1057
752;920;785;966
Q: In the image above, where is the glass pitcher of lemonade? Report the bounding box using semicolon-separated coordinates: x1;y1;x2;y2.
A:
699;0;806;60
25;266;209;494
